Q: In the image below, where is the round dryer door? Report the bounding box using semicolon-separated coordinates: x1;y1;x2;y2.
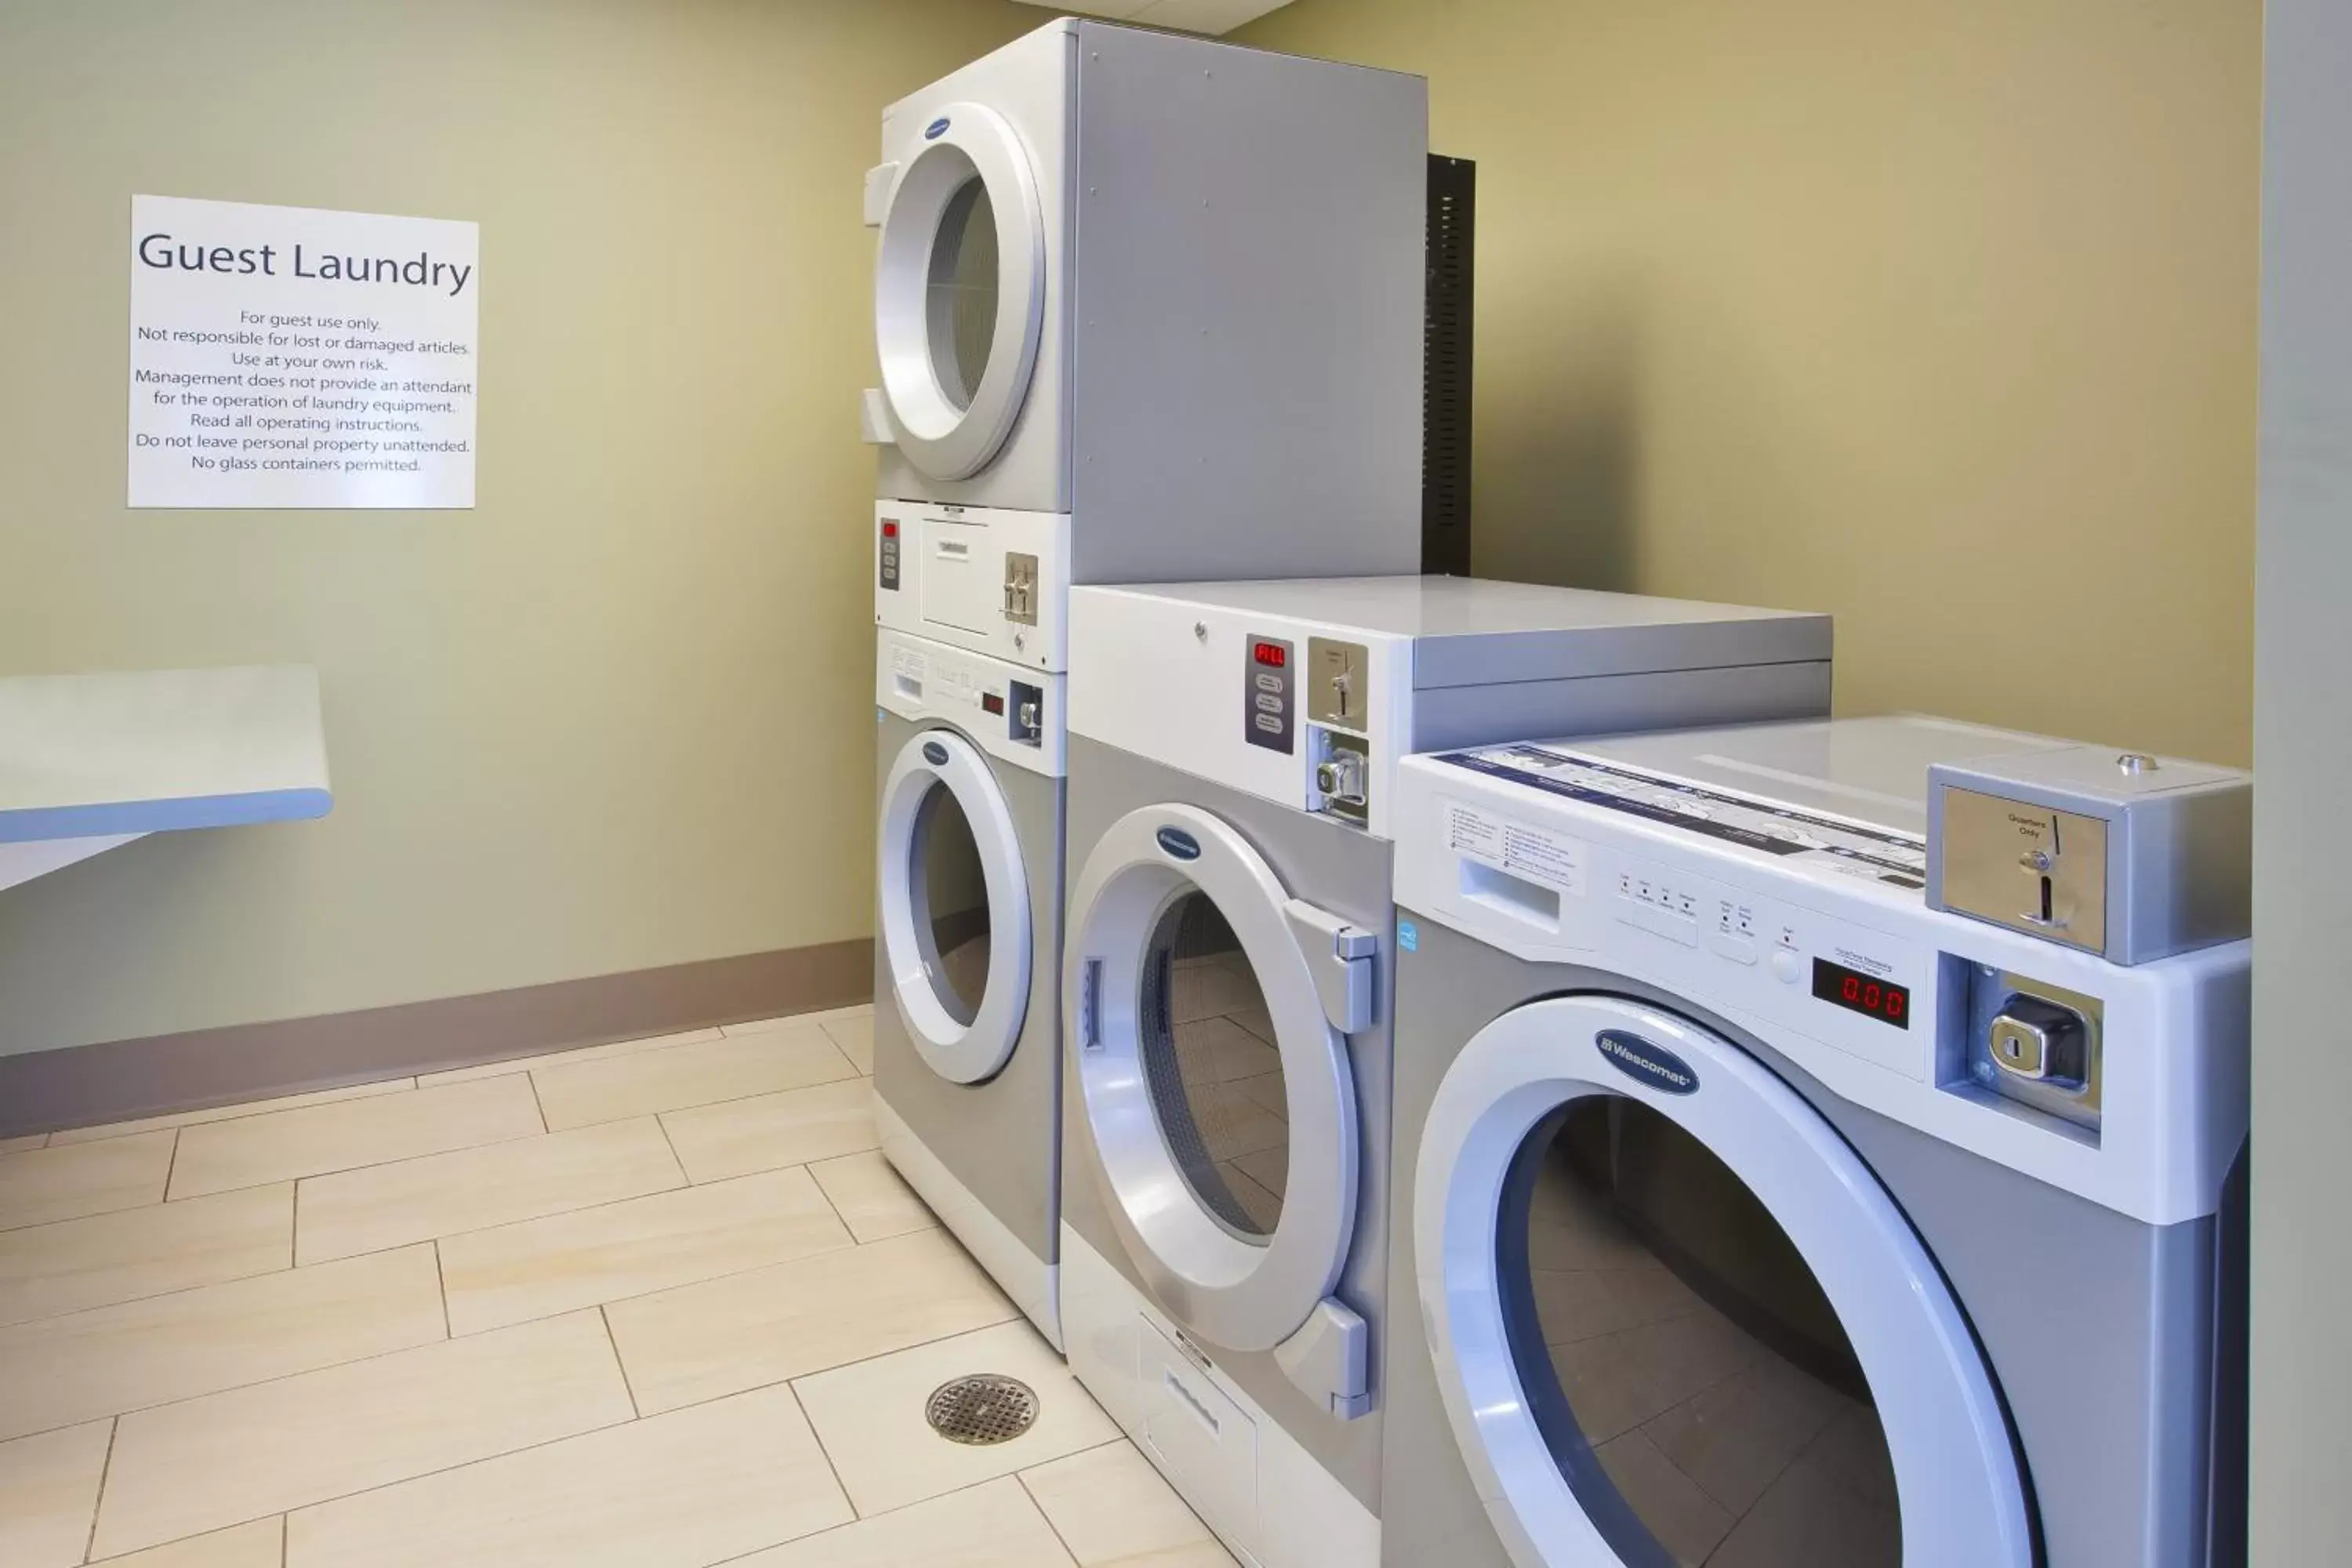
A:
1065;803;1361;1352
1415;995;2034;1568
873;101;1046;482
877;728;1033;1085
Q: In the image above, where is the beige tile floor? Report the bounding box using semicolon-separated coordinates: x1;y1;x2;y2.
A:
0;1005;1235;1568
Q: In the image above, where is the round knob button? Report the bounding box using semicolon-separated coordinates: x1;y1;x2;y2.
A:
1770;949;1803;985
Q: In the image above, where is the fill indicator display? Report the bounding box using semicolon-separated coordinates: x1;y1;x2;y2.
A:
1253;641;1288;668
1812;958;1910;1029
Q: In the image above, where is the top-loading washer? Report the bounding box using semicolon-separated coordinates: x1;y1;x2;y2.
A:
871;624;1066;1346
864;20;1428;673
1382;717;2251;1568
1053;577;1835;1568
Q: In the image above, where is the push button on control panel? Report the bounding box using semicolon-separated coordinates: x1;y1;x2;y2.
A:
1615;869;1700;947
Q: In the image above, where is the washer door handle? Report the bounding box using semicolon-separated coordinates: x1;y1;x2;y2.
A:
1283;898;1377;1035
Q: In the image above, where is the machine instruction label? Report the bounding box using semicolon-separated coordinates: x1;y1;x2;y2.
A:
1443;799;1588;894
129;194;479;509
1436;745;1930;891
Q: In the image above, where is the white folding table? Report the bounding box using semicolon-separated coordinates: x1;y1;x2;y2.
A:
0;666;332;892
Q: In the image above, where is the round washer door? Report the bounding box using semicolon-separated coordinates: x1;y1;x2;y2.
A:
1065;803;1359;1352
877;728;1033;1085
873;102;1046;482
1416;994;2033;1568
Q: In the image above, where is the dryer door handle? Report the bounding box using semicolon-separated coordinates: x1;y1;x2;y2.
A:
1283;898;1377;1036
862;162;900;227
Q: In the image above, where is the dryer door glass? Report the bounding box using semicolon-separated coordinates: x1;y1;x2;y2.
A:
912;780;992;1026
927;178;1000;412
1501;1094;1896;1566
1136;891;1287;1241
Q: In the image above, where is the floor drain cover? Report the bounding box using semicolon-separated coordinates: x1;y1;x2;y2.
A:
926;1374;1040;1446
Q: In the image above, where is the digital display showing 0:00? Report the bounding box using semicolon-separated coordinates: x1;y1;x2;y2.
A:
1811;957;1910;1029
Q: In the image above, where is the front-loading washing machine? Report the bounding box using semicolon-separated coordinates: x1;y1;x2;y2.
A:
1384;717;2252;1567
1054;578;1835;1568
871;625;1066;1345
865;20;1428;674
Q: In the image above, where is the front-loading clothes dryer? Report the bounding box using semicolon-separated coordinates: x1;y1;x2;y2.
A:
865;20;1428;672
872;625;1065;1347
1383;717;2252;1568
1054;578;1835;1568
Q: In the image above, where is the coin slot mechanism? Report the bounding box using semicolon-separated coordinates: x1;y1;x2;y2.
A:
1307;725;1370;825
1936;954;2104;1139
1007;680;1042;746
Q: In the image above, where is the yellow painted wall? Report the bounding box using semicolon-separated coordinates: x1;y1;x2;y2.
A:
0;0;1041;1055
1241;0;2259;764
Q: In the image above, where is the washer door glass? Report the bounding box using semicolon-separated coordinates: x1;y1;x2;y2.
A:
1414;995;2034;1568
873;102;1045;482
1065;803;1360;1352
877;728;1033;1086
1138;891;1288;1240
913;781;992;1025
1505;1094;1895;1566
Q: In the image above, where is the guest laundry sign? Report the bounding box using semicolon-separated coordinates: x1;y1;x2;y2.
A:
127;195;479;509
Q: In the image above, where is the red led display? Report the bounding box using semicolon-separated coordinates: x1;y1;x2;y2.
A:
880;520;898;538
1810;958;1910;1029
1253;641;1288;668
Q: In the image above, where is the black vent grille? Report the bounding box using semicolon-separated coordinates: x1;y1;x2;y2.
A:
1424;154;1475;577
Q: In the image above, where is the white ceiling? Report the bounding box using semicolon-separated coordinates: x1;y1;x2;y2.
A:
1013;0;1296;38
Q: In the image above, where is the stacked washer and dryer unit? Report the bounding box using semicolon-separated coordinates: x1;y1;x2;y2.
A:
862;20;1427;1358
1383;718;2252;1568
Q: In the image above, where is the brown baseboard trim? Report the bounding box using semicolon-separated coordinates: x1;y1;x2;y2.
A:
0;938;873;1142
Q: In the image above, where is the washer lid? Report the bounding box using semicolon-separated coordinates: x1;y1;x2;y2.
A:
873;102;1046;481
1065;801;1366;1352
877;726;1033;1085
1414;993;2033;1568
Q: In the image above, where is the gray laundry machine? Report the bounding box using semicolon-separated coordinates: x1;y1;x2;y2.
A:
1382;717;2252;1567
1054;578;1835;1568
872;626;1065;1346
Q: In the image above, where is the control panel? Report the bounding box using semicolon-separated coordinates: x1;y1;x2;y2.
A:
877;628;1064;779
873;502;1069;672
1423;745;2119;1139
1243;635;1294;753
1399;739;2253;1228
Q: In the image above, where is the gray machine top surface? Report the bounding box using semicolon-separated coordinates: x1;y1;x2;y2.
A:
1542;713;2076;839
1087;576;1834;687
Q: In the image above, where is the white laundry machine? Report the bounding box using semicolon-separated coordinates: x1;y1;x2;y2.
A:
865;20;1428;673
1054;578;1835;1568
870;626;1067;1345
1384;717;2252;1568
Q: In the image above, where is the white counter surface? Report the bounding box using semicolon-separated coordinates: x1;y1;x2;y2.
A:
0;666;330;890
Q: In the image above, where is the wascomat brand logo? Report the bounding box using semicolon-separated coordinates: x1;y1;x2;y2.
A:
1156;826;1203;862
924;118;952;140
922;741;951;767
1595;1029;1699;1095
